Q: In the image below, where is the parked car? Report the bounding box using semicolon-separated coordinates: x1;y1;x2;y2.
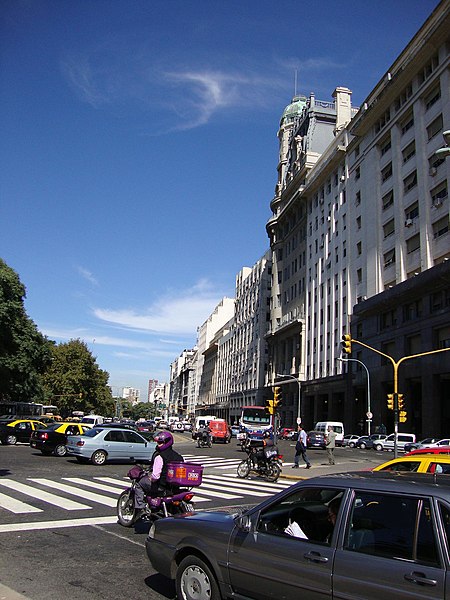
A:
306;430;326;449
404;437;441;453
0;419;47;445
146;471;450;599
30;422;91;456
66;426;156;465
342;434;360;448
182;421;193;432
373;433;416;452
374;454;450;474
279;428;295;440
355;433;387;450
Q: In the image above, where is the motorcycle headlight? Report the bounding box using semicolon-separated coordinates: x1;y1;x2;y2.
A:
148;523;156;539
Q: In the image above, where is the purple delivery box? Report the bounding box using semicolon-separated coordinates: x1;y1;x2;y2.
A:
166;462;203;486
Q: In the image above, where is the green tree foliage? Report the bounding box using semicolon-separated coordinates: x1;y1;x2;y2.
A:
42;339;114;418
0;259;52;401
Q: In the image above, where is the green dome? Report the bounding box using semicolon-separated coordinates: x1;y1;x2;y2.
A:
280;95;307;125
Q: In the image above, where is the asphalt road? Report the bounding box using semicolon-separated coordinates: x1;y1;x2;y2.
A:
0;434;387;600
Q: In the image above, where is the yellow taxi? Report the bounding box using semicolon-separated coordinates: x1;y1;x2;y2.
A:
0;419;47;445
373;454;450;474
30;421;91;456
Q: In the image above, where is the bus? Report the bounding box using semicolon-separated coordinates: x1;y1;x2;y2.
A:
0;401;44;420
238;406;272;440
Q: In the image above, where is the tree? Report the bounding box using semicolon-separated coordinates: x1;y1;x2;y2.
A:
42;339;114;418
0;259;52;402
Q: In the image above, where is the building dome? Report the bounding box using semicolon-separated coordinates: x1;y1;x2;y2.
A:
280;95;307;126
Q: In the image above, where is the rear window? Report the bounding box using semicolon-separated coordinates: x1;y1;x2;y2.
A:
83;428;102;438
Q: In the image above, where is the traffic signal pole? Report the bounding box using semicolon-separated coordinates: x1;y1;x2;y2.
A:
346;338;450;458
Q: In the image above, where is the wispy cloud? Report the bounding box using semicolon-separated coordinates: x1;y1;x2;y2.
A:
93;279;228;335
77;266;98;286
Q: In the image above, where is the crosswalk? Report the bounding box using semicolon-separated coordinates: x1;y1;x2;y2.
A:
0;458;294;530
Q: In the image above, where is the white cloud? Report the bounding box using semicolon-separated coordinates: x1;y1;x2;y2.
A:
77;266;99;286
93;280;228;335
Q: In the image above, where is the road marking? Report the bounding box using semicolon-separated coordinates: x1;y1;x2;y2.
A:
0;515;117;533
63;477;125;494
0;479;90;511
0;491;42;514
28;479;117;507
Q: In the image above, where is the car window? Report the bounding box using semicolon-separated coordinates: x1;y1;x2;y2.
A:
379;461;421;472
83;428;102;438
427;462;450;474
256;486;345;545
123;431;146;443
344;491;439;566
438;503;450;551
104;430;125;442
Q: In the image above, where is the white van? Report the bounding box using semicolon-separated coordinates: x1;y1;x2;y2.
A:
81;414;104;427
314;421;345;446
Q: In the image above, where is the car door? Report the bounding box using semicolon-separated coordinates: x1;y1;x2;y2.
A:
333;490;447;599
122;430;150;461
228;485;346;599
15;421;33;443
102;429;126;458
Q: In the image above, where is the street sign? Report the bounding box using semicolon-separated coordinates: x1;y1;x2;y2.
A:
366;411;373;419
296;417;302;424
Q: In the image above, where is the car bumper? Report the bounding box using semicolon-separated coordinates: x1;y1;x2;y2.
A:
145;537;177;580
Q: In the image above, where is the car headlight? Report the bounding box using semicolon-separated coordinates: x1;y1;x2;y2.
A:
148;523;156;539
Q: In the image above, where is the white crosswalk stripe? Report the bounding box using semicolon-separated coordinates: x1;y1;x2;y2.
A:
0;463;295;521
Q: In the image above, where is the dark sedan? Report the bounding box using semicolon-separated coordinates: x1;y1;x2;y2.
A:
306;430;326;448
0;419;47;445
146;471;450;599
30;422;90;456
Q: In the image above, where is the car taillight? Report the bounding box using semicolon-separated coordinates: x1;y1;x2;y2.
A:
76;440;85;446
41;432;49;439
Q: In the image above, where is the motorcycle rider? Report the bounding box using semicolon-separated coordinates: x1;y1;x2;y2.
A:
134;431;184;510
197;422;211;446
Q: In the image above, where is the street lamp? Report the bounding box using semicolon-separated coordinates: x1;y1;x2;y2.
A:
275;374;302;423
337;357;372;435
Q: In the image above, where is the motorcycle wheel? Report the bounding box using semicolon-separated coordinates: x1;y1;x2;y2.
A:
207;438;212;448
266;462;281;483
117;490;138;527
237;460;250;478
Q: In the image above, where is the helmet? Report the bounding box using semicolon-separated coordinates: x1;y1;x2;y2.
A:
153;430;174;451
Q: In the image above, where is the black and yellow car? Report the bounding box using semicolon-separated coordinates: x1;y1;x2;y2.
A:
0;419;47;445
30;422;91;456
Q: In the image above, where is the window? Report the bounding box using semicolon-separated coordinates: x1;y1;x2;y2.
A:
403;299;422;321
427;114;443;141
383;219;395;238
384;248;395;267
402;141;415;163
355;191;361;206
381;163;392;183
429;153;445;174
431;182;448;207
394;83;413;112
400;111;414;135
345;492;439;565
433;217;449;239
105;430;125;442
406;234;420;254
419;53;439;84
356;216;361;230
379;135;391;156
436;326;450;349
357;241;362;256
374;109;390;134
405;201;419;221
357;268;362;283
355;166;360;181
403;170;417;193
382;190;394;210
424;84;441;110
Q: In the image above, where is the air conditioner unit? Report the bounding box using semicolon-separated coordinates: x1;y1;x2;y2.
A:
340;174;346;182
429;166;437;176
405;219;413;227
433;199;443;208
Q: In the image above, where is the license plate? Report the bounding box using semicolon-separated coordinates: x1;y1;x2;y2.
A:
183;503;194;512
265;449;277;458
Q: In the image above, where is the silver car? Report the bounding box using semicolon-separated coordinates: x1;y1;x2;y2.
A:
66;427;155;465
146;471;450;599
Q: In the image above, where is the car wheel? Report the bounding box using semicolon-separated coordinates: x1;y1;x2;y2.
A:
349;442;355;448
91;450;107;465
374;443;383;452
5;434;17;445
237;460;250;478
117;490;138;527
359;442;366;449
54;444;67;457
176;555;221;600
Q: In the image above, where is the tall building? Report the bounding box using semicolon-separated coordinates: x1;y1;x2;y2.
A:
147;379;158;402
266;1;449;435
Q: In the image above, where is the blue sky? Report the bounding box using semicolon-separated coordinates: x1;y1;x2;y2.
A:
1;0;440;399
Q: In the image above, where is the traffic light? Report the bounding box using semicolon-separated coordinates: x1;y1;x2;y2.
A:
265;399;275;415
399;411;407;423
397;394;404;409
387;393;394;410
273;386;283;409
341;334;352;355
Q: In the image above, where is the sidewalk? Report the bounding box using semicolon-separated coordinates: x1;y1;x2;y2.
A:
280;454;376;481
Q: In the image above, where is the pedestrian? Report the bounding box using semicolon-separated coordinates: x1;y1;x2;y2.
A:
325;426;337;465
292;425;311;469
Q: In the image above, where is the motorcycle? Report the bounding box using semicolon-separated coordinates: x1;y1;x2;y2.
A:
117;463;202;527
237;441;282;482
197;430;212;448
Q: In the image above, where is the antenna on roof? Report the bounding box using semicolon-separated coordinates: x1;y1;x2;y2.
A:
294;69;298;97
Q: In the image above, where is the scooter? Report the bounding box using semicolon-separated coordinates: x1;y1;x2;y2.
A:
117;463;201;527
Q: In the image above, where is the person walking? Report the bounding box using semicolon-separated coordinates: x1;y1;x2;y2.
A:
292;425;311;469
325;426;337;465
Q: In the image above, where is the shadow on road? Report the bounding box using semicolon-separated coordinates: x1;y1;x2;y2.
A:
145;573;176;599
